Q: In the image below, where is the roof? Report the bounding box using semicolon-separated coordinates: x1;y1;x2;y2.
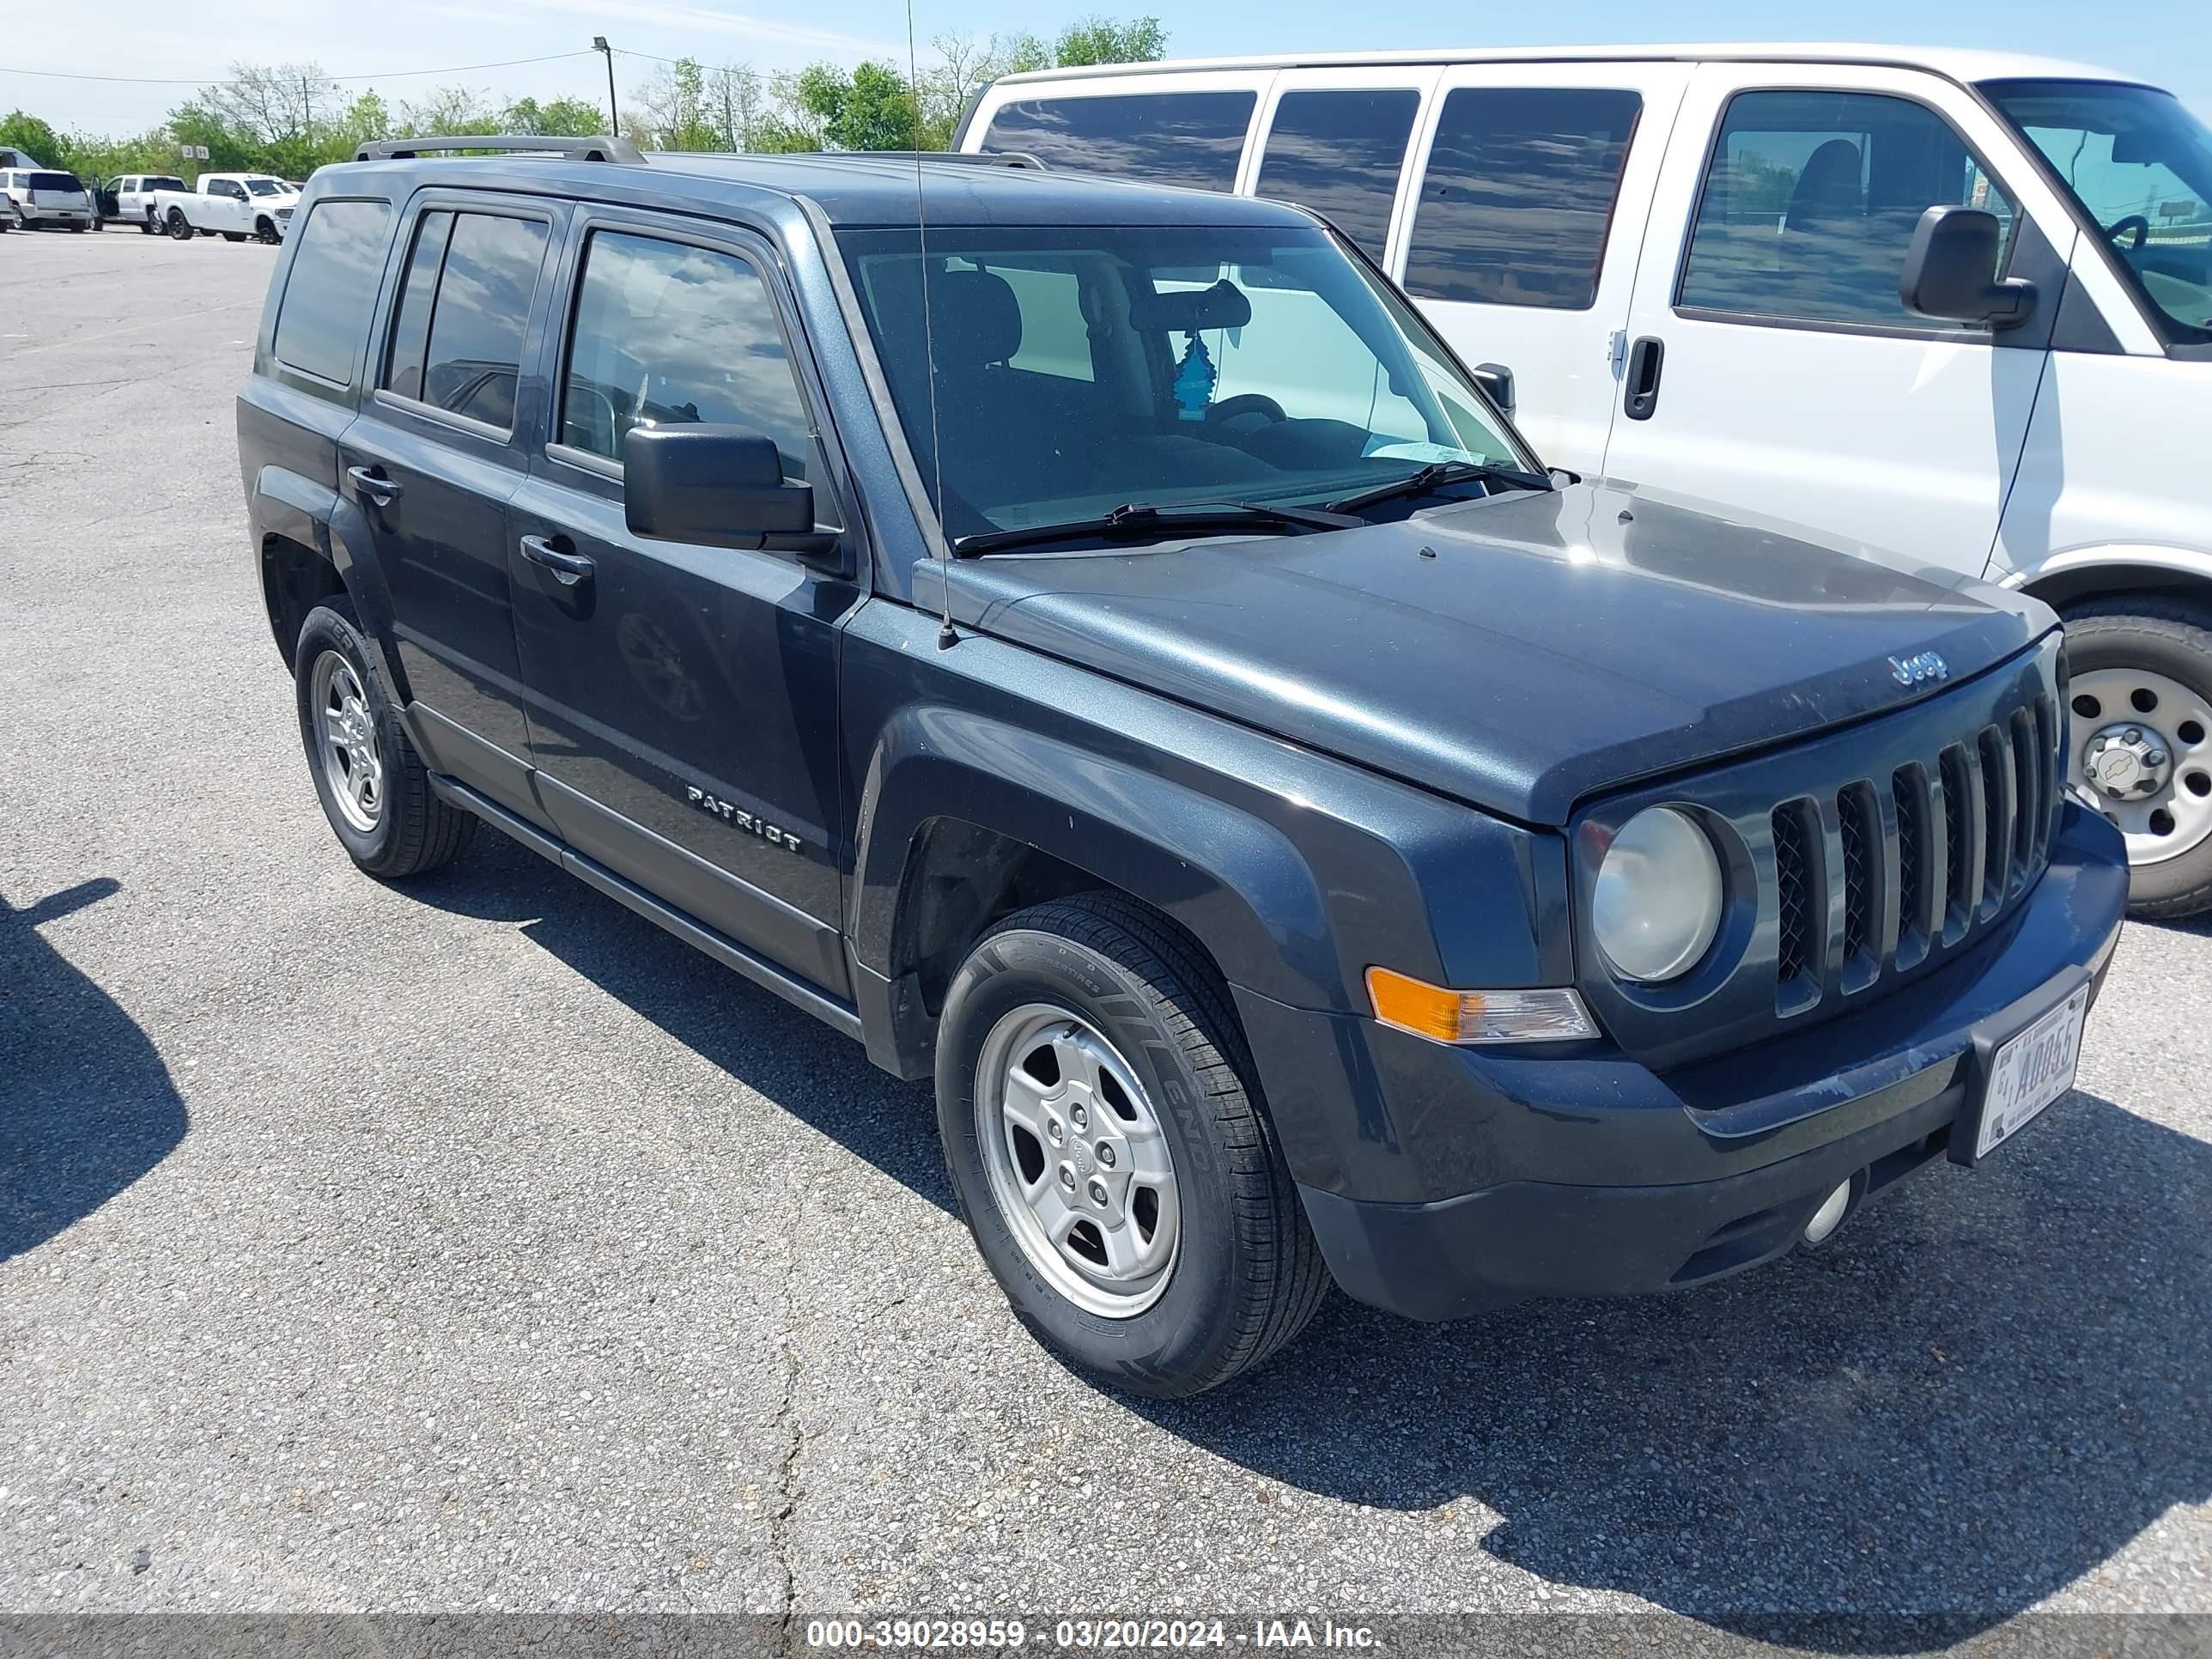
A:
641;152;1319;228
991;41;2148;90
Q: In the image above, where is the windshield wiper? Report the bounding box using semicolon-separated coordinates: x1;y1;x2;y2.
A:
1324;459;1553;516
952;498;1363;557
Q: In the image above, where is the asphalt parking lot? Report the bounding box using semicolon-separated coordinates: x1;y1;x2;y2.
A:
3;224;2209;1640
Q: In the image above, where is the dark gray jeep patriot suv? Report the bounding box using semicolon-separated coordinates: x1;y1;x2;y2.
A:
238;136;2129;1396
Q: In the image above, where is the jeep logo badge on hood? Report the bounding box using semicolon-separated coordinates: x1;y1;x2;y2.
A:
1889;651;1949;687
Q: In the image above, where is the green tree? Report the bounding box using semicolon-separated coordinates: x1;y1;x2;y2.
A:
0;110;67;166
1054;15;1166;67
503;94;605;137
399;85;499;137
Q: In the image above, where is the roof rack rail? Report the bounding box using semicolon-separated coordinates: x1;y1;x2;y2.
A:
716;149;1047;170
354;135;645;164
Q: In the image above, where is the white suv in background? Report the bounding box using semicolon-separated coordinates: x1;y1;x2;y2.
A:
961;45;2212;915
1;168;94;231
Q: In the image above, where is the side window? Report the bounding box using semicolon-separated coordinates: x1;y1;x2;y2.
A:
558;230;836;522
1405;87;1643;309
1677;90;2017;331
981;92;1256;192
216;179;244;201
383;210;453;402
380;211;549;431
1255;88;1423;263
271;198;397;386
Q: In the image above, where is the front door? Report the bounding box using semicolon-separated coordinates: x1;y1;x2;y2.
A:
507;211;861;996
1394;61;1693;471
338;194;562;823
1599;63;2067;569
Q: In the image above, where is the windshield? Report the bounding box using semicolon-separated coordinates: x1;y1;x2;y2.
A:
1984;79;2212;343
838;222;1526;541
29;172;82;192
246;178;286;197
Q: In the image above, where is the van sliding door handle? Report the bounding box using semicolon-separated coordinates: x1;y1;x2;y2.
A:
1623;336;1665;421
520;534;595;586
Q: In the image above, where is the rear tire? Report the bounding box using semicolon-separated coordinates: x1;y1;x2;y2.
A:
293;601;475;880
167;209;193;240
2061;596;2212;919
936;893;1328;1398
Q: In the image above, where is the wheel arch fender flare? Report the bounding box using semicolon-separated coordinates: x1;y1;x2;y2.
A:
849;705;1345;1017
250;463;410;700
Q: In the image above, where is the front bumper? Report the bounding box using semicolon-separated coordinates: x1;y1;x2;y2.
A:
1237;804;2128;1322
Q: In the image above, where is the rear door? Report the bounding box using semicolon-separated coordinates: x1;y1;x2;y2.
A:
1598;62;2065;568
506;209;862;994
337;192;563;825
1396;61;1693;471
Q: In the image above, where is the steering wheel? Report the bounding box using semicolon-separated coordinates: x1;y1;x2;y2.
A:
1205;393;1287;426
2105;214;2151;252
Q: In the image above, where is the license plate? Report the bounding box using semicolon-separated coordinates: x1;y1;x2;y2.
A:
1970;981;2089;1161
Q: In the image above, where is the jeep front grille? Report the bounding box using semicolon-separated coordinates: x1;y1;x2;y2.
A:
1768;692;2058;1017
1572;639;2068;1073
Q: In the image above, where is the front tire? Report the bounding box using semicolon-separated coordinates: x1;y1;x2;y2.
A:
2063;597;2212;919
937;894;1328;1398
255;216;281;245
293;602;475;880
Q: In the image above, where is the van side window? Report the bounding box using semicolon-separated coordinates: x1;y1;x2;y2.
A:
1405;88;1642;309
378;211;548;430
1677;90;2016;331
271;198;396;386
981;92;1256;191
1255;88;1422;262
558;230;838;524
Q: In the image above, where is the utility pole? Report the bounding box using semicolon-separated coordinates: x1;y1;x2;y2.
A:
592;37;619;135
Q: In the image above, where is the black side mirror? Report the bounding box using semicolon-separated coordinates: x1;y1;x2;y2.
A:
1899;205;2036;328
1471;361;1516;422
623;423;839;563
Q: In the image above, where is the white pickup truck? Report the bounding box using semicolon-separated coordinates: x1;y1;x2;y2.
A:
149;173;300;244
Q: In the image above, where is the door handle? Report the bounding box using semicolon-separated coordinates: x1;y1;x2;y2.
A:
520;533;595;586
347;465;402;505
1623;336;1665;422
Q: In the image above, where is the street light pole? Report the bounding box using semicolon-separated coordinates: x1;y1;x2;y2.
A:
592;37;618;135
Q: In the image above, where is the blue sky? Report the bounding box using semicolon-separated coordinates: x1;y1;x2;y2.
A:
8;0;2209;137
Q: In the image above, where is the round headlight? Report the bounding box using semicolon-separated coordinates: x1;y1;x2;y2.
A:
1593;806;1724;982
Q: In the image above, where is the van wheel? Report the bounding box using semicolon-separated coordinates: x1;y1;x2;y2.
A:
166;209;193;240
936;893;1328;1398
293;602;475;880
2062;597;2212;919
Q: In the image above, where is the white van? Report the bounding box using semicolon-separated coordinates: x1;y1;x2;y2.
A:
959;45;2212;915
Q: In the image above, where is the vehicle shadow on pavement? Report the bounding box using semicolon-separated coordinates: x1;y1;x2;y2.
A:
1;878;190;1262
405;836;2203;1638
1141;1090;2209;1642
406;832;953;1212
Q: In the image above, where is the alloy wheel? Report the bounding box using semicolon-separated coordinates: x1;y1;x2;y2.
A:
312;650;385;833
975;1004;1181;1319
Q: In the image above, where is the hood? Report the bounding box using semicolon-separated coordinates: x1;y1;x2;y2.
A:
945;480;2051;825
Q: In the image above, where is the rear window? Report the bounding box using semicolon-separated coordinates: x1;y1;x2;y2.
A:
29;172;82;191
149;177;185;192
981;91;1256;191
272;199;396;385
379;210;550;430
1404;87;1643;310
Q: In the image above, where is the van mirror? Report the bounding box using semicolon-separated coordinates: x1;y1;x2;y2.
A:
1899;205;2036;328
623;423;839;562
1471;362;1516;422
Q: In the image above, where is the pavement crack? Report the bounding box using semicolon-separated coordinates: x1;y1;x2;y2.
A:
769;1174;812;1640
